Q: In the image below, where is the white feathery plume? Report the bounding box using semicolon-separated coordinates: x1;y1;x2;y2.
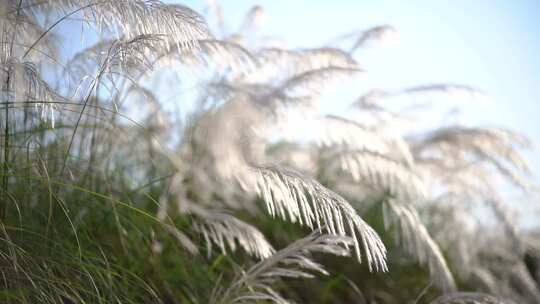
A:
195;97;267;182
214;66;361;110
172;39;259;74
63;34;164;95
416;127;531;170
348;25;398;53
215;233;353;304
319;115;388;154
162;223;200;255
203;67;360;116
254;47;359;81
2;59;61;102
252;166;388;272
100;35;163;76
470;267;500;294
278;66;361;98
32;0;212;51
508;261;540;302
414;126;534;192
320;114;414;166
1;59;64;127
237;5;266;34
152;194;200;256
190;207;275;260
355;84;487;109
383;199;457;292
65;36;258;85
266;142;318;175
0;1;59;60
487;198;524;255
337;150;426;200
403;84;488;101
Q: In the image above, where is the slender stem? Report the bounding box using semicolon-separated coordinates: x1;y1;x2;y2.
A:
60;48;110;174
22;1;109;59
2;81;9;220
2;0;23;220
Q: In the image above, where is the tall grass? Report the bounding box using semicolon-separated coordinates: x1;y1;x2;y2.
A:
0;1;538;303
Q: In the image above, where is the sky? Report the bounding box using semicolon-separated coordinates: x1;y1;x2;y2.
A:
171;0;540;226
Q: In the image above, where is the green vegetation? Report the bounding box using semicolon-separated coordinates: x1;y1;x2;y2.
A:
1;1;538;303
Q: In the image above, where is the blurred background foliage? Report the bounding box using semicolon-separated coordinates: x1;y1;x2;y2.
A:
1;1;539;303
